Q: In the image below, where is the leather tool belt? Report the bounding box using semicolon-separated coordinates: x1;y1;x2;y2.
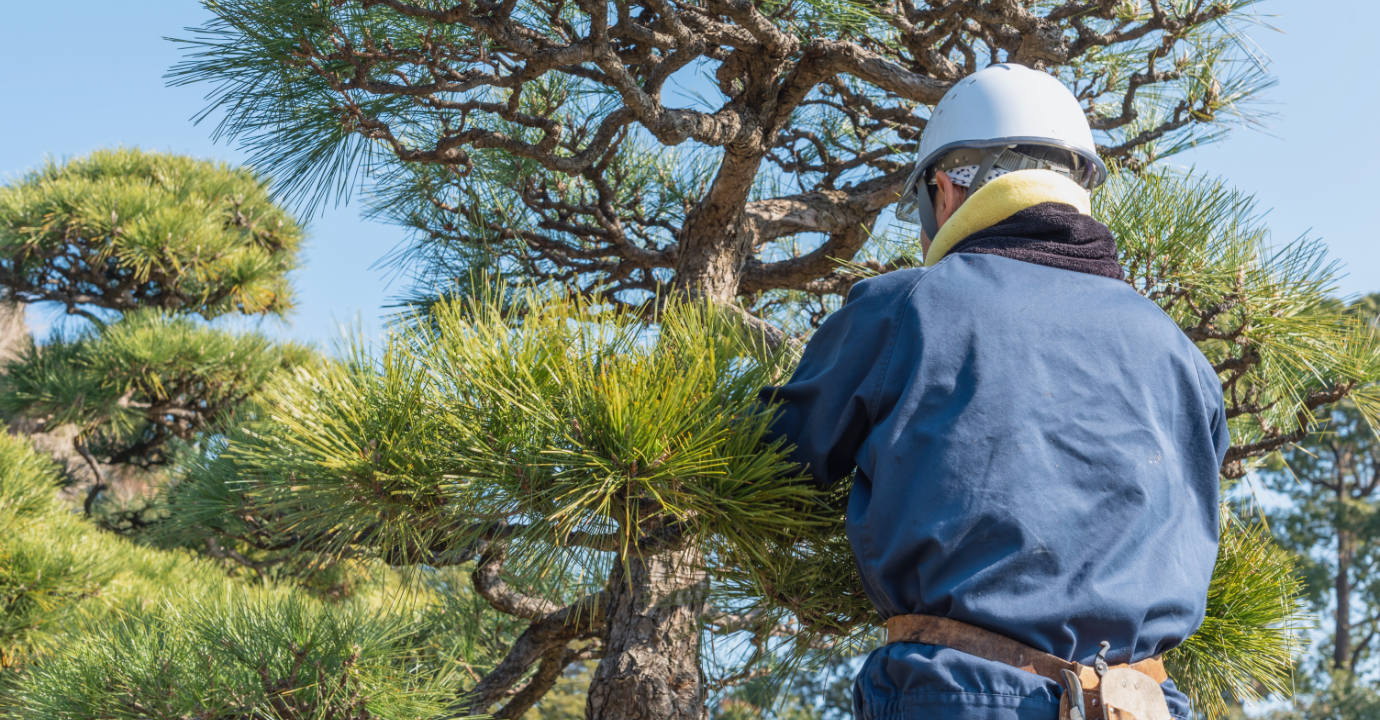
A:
885;615;1173;720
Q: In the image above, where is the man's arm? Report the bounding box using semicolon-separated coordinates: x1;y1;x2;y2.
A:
758;273;916;487
1199;360;1230;470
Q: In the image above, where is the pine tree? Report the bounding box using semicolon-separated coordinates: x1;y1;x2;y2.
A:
0;148;310;517
0;148;298;321
97;1;1378;717
0;151;511;718
169;0;1270;338
146;169;1377;717
0;425;489;718
1252;296;1380;716
1266;397;1380;676
6;4;1376;719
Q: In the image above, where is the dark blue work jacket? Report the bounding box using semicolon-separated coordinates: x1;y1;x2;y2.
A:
759;254;1228;720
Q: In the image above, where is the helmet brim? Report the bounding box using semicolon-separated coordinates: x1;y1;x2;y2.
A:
915;136;1107;190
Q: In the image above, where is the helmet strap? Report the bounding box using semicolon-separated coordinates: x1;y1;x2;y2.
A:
966;148;1003;196
917;182;940;243
920;147;996;245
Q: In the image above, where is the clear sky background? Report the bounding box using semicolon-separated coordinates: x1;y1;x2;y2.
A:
0;1;1374;347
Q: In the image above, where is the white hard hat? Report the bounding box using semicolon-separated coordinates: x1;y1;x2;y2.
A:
895;63;1107;239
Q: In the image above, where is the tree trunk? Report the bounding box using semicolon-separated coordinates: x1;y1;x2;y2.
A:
1335;524;1352;671
673;150;765;302
0;297;29;366
586;546;706;720
581;146;758;720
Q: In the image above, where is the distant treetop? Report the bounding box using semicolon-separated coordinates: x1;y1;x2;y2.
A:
0;148;302;322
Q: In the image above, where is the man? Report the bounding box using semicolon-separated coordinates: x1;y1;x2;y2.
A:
759;64;1227;720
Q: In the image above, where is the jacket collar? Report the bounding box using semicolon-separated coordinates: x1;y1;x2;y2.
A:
923;170;1092;266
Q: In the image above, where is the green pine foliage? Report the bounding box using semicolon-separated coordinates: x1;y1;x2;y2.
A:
159;258;1329;718
0;148;301;320
13;595;461;720
0;310;313;468
1165;511;1306;719
0;430;504;719
0;149;514;719
159;291;822;594
0;430;225;673
1261;397;1380;672
1251;295;1380;715
1259;671;1380;720
0;147;312;519
0;431;112;664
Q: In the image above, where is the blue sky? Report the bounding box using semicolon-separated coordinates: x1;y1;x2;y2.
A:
0;1;1373;347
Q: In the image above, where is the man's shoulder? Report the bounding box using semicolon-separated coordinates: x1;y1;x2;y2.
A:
847;255;1181;331
923;253;1156;311
848;255;1141;308
845;267;933;306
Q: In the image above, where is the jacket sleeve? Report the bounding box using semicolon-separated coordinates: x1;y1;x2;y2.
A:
1193;354;1230;471
757;274;913;487
1207;373;1230;469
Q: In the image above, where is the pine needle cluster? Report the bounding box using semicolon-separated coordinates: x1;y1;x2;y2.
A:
152;291;848;714
0;429;509;719
0;432;112;666
14;595;461;720
165;291;823;588
1166;510;1305;719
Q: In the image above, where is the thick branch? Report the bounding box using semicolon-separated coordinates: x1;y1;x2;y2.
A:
473;543;563;620
461;585;609;714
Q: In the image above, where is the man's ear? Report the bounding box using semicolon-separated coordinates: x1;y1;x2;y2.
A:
933;171;967;228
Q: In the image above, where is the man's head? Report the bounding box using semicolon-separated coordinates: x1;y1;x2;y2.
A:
896;64;1107;248
922;170;966;256
918;143;1083;255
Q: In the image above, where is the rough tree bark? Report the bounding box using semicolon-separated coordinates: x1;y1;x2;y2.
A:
674;151;767;303
588;547;707;720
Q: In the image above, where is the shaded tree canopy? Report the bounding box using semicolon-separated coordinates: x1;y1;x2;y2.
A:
0;425;476;718
1268;398;1380;675
0;148;301;322
0;311;312;472
1259;296;1380;681
173;0;1268;321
